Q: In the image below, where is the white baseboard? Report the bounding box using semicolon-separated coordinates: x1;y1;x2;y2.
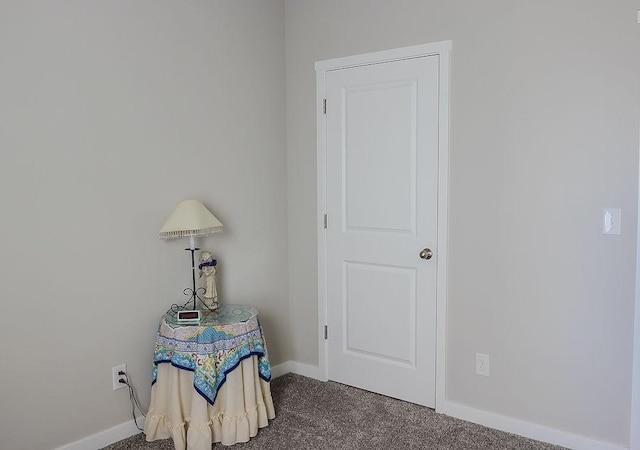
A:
54;417;144;450
271;360;324;381
439;400;627;450
271;360;292;378
289;361;324;380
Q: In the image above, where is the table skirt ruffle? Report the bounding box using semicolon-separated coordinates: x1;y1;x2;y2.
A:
144;356;275;449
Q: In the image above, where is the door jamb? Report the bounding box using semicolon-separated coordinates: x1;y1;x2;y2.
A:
631;126;640;450
315;41;452;411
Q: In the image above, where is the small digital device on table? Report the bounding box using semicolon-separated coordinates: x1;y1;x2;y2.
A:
176;309;201;323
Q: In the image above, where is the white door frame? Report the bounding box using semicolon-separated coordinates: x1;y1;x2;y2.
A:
315;41;451;411
631;131;640;449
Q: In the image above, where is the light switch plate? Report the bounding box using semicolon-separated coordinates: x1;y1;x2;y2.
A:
603;209;621;235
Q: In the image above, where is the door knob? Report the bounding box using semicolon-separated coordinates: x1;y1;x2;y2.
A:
419;248;433;260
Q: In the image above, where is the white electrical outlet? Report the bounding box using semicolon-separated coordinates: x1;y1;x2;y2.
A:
112;364;127;390
476;353;490;377
602;208;621;235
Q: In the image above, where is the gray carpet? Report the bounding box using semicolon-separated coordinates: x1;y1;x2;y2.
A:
103;373;565;450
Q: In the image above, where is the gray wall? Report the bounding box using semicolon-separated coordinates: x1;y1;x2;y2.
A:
0;1;288;449
285;1;639;446
1;1;638;448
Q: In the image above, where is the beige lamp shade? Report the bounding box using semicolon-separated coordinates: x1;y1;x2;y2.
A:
159;200;223;239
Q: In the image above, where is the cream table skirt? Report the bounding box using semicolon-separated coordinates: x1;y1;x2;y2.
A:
144;357;275;449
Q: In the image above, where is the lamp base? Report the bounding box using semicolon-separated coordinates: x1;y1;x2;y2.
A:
167;247;220;315
181;287;220;312
167;290;219;320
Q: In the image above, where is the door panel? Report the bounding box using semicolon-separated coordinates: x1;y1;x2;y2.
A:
326;55;439;407
344;80;417;234
344;261;416;365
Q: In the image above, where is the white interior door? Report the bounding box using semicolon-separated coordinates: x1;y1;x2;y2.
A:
324;54;440;407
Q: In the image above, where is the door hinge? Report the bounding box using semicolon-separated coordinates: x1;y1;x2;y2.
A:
323;213;328;229
323;98;327;114
324;325;328;340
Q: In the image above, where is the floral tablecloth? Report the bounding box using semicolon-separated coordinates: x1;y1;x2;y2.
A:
152;305;272;405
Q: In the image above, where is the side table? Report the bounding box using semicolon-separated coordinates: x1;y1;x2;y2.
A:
144;305;275;449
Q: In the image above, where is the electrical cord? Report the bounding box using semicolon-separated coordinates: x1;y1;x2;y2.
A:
118;371;147;431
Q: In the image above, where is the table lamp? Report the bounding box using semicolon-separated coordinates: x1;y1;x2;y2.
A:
159;200;223;310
